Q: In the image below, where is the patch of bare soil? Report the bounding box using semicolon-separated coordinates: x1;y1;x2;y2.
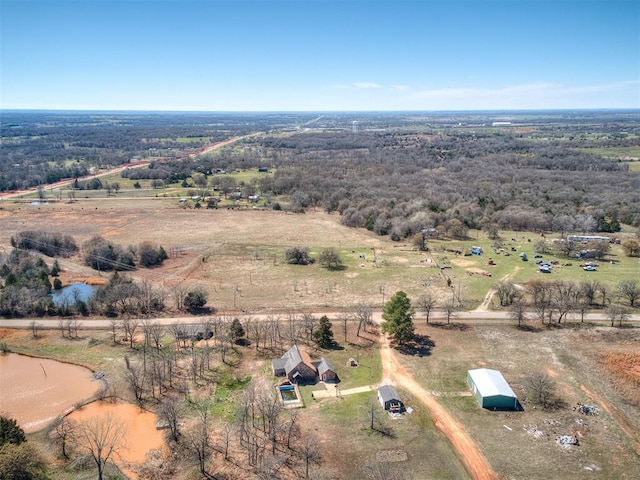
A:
451;258;475;268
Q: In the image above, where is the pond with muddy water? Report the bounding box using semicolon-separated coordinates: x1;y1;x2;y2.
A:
0;352;102;432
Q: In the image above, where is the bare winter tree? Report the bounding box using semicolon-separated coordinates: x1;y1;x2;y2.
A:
147;322;165;352
528;280;553;324
355;303;373;336
184;402;213;477
173;285;189;311
495;281;520;307
298;436;321;479
218;422;234;461
509;298;529;328
417;293;437;324
124;356;148;407
302;313;317;345
159;397;182;443
338;312;350;343
442;300;457;324
606;304;631;327
122;317;139;349
77;413;126;480
52;417;77;459
29;320;40;338
616;280;640;307
525;373;557;409
109;318;120;344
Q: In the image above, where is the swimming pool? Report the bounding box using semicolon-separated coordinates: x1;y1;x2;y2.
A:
278;385;299;403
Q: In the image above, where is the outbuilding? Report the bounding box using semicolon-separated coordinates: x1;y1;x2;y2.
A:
377;385;405;413
467;368;518;410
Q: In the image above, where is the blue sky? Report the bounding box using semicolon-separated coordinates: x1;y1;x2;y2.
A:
1;0;639;111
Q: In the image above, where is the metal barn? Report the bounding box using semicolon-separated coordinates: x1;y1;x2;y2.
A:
467;368;518;410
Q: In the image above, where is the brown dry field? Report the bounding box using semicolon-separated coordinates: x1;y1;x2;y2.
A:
0;197;451;312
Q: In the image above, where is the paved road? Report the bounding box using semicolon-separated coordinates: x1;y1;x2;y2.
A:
2;310;638;329
0;135;247;200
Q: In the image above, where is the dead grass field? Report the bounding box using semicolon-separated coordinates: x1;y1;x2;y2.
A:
0;199;455;312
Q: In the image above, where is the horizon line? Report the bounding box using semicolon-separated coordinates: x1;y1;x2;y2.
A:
3;107;640;115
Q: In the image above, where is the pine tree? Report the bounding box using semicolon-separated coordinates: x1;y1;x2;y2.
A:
313;315;334;348
381;291;415;345
229;318;245;344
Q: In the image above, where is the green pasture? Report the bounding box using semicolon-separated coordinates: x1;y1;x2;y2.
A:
425;231;640;308
574;146;640;159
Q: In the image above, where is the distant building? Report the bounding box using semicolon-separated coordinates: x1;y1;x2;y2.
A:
352;121;359;134
567;235;610;243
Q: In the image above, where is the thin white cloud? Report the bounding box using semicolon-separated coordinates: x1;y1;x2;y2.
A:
354;82;382;89
392;84;410;91
404;81;640;109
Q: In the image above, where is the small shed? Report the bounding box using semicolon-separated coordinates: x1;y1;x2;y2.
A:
377;385;404;413
316;359;338;383
467;368;518;410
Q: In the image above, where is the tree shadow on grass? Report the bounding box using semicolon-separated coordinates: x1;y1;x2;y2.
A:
397;334;435;357
324;265;347;271
429;322;470;331
516;324;544;333
325;342;345;351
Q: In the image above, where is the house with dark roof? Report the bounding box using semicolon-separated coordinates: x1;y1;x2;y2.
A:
272;345;338;384
377;385;405;413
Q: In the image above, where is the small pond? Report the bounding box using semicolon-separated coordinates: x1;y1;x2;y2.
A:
50;282;97;307
0;353;102;432
67;401;165;478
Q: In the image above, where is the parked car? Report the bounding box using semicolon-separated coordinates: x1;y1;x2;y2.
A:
583;265;597;271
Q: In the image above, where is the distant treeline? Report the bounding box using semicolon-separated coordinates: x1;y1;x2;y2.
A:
0;111;296;192
202;125;640;236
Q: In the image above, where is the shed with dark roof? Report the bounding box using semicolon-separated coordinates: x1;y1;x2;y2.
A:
316;358;338;383
377;385;404;413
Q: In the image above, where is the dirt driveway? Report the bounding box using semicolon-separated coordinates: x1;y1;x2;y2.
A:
380;334;498;480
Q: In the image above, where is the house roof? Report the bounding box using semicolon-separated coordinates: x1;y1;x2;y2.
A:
317;358;334;375
468;368;516;398
283;345;316;375
377;385;401;403
272;358;287;371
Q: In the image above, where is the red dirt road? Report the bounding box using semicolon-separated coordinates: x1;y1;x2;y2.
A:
380;335;498;480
